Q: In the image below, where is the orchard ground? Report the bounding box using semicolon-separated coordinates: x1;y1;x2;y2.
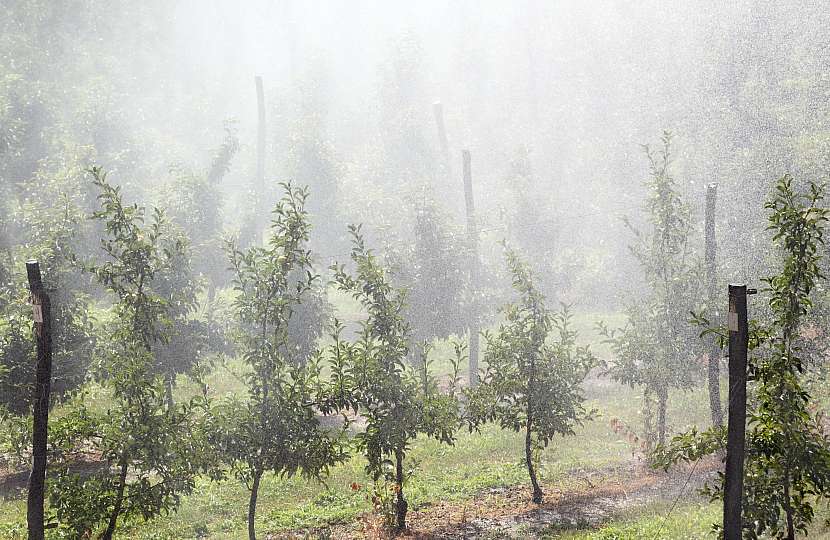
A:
2;306;830;539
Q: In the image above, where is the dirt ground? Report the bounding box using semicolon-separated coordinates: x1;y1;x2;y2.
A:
272;457;720;540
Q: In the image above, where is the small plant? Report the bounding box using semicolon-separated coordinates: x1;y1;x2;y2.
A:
46;167;209;539
322;225;462;531
466;247;597;503
598;132;704;447
215;182;347;540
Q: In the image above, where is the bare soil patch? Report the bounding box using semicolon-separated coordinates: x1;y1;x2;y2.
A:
272;457;720;539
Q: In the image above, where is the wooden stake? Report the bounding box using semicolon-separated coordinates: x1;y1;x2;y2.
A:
462;150;480;387
26;260;52;540
705;183;723;428
255;75;266;230
724;283;750;540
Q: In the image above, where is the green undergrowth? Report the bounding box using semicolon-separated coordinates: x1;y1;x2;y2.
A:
0;308;720;539
549;500;719;539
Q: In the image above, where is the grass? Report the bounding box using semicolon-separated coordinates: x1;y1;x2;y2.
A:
0;305;722;539
550;500;719;539
0;380;716;539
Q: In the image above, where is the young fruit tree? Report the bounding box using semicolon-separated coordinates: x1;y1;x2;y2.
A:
466;247;597;504
392;196;467;352
655;175;830;540
47;167;210;539
215;182;347;540
598;132;704;447
323;225;461;531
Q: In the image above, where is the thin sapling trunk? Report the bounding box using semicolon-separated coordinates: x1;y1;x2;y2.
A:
525;412;543;504
394;449;408;531
101;453;129;540
657;388;668;446
248;468;263;540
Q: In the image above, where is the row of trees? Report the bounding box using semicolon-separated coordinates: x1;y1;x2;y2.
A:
590;133;830;539
9;131;828;539
656;176;830;540
1;170;596;538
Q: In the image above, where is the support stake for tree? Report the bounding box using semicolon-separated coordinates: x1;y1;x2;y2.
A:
462;150;480;387
705;183;723;428
255;75;266;231
26;260;52;540
724;283;753;540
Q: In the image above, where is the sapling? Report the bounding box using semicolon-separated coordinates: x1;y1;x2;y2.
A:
47;167;208;539
466;247;596;503
598;132;704;446
323;225;461;531
217;182;347;540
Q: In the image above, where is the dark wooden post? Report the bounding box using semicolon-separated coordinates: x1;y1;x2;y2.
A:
705;183;723;428
255;75;266;231
462;150;480;387
433;102;452;181
26;260;52;540
724;283;750;540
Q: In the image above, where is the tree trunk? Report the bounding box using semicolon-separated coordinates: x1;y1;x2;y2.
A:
394;449;408;531
248;468;263;540
783;469;795;540
643;389;655;448
657;388;668;446
101;453;129;540
707;351;723;428
525;416;543;504
206;281;217;327
165;371;175;410
254;76;266;233
704;183;723;428
461;150;480;388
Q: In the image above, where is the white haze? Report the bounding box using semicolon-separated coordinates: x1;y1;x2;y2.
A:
9;0;830;306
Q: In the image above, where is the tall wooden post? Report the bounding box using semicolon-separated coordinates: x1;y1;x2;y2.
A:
433;102;452;181
724;284;750;540
462;150;480;387
705;183;723;428
26;260;52;540
255;75;266;231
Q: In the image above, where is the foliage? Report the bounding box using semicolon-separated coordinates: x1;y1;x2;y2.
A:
284;72;343;256
598;132;704;446
165;121;239;287
46;167;210;539
322;224;462;531
215;182;347;540
376;33;435;189
390;196;467;348
504;145;559;296
656;175;830;539
0;195;94;415
466;247;596;503
284;274;330;367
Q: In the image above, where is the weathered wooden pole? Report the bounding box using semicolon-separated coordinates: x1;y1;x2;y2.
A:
462;150;480;387
705;183;723;428
433;102;452;181
255;75;266;231
724;283;751;540
26;260;52;540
